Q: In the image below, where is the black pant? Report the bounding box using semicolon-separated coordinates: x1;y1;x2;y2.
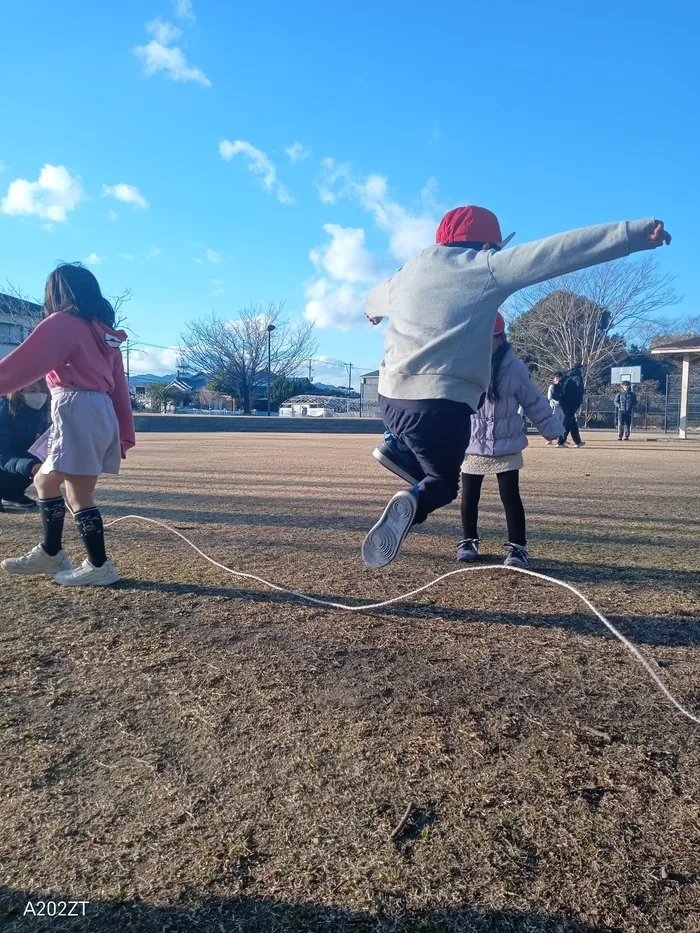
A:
461;470;527;546
379;396;473;524
0;456;38;501
560;409;581;445
618;411;633;438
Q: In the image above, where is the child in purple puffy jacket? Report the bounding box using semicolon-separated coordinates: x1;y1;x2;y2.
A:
457;314;562;569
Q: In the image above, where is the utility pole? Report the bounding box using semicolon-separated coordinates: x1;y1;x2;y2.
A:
346;362;352;413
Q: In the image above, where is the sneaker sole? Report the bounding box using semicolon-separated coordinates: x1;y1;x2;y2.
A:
372;448;422;486
2;560;72;575
1;500;37;510
362;492;417;568
504;558;528;569
54;569;121;587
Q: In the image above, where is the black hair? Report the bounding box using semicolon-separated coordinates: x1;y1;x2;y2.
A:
552;371;564;379
444;241;501;251
488;339;510;402
44;262;115;327
622;380;631;387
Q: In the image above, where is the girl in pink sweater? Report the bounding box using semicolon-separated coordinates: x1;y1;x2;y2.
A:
0;263;135;587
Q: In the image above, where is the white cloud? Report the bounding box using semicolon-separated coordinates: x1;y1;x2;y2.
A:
42;223;55;232
285;142;311;163
146;246;162;259
105;209;119;222
212;279;224;296
354;173;438;263
192;256;203;264
304;225;385;330
219;139;294;205
119;253;135;261
206;248;220;264
130;346;181;376
83;253;104;266
103;183;149;209
310;224;381;283
135;20;211;87
1;163;84;222
173;0;195;21
0;161;5;173
315;157;351;205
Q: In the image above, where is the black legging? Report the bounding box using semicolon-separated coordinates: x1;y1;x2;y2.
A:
460;470;526;546
560;409;582;446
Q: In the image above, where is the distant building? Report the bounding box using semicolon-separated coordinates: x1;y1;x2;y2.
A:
0;292;42;360
360;370;380;406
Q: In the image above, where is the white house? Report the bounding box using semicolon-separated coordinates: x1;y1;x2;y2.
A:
0;292;42;360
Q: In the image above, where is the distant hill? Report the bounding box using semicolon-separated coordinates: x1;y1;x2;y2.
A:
128;373;175;388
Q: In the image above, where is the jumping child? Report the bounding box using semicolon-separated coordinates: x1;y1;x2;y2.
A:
0;263;135;586
362;206;671;567
0;381;50;510
457;313;562;569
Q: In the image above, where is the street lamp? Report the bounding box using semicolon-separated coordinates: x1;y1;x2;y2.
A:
267;324;276;416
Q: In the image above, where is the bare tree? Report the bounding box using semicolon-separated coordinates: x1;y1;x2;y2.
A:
507;256;680;390
179;302;317;413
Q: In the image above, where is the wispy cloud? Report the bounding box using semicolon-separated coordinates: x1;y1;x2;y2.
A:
206;248;220;264
285;142;311;163
0;161;5;173
130;345;181;376
119;253;135;261
135;19;211;87
1;163;84;223
315;157;352;205
83;253;105;266
103;183;149;209
146;246;162;259
192;256;203;264
105;210;119;222
211;279;224;296
219;139;294;205
173;0;195;21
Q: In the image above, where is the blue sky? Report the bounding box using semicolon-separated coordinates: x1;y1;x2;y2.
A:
1;0;698;384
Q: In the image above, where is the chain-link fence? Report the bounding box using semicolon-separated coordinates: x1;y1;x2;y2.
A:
577;374;699;433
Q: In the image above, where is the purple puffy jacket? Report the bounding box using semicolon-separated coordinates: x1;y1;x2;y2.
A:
466;347;563;457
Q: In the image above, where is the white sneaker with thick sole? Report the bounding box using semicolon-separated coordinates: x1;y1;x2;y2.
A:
2;545;72;575
362;490;418;568
54;559;121;587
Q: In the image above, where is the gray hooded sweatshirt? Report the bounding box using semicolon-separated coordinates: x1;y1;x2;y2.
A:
367;219;658;411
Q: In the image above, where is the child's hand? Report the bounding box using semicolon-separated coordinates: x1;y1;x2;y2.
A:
648;221;672;246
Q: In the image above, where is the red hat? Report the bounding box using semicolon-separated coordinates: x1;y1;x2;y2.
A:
436;205;503;246
493;311;506;335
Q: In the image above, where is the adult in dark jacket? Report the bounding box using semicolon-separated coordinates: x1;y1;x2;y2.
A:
557;363;585;448
0;382;50;510
614;381;638;440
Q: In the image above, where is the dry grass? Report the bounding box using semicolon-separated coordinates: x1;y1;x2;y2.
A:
1;431;699;933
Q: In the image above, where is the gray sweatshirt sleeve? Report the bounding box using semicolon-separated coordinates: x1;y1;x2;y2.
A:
488;219;658;298
366;280;390;323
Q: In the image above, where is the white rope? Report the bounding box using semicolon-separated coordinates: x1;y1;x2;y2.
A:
105;514;700;727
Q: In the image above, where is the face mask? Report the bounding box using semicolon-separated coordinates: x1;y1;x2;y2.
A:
22;392;48;410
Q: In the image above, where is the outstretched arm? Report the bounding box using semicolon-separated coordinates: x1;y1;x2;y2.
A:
0;314;74;396
488;218;670;298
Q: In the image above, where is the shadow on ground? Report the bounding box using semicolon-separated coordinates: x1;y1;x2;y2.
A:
0;887;620;933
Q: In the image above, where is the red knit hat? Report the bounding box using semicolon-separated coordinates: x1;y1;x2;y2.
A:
436;205;503;246
493;311;506;335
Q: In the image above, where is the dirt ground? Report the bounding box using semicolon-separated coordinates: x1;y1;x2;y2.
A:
1;430;699;933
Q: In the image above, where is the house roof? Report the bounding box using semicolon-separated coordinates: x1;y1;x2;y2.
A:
651;337;700;356
361;370;380;379
0;292;42;321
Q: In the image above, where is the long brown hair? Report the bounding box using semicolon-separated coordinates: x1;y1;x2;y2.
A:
7;380;51;419
44;263;115;327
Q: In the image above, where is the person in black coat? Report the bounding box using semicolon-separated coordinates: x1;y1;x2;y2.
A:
614;381;638;440
556;363;585;448
0;382;51;510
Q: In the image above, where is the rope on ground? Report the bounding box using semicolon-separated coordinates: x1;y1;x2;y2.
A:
105;514;700;727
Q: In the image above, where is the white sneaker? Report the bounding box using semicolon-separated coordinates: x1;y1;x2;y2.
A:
362;489;418;568
54;559;120;587
2;545;72;575
574;441;586;448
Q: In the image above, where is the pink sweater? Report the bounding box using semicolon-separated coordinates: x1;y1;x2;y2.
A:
0;312;135;454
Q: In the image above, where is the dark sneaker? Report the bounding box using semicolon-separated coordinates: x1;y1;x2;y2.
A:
372;433;425;486
1;494;37;510
362;489;418;568
574;441;586;448
457;538;479;562
504;543;529;569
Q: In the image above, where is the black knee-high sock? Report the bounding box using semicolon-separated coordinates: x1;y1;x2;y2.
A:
74;507;107;567
39;497;66;556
